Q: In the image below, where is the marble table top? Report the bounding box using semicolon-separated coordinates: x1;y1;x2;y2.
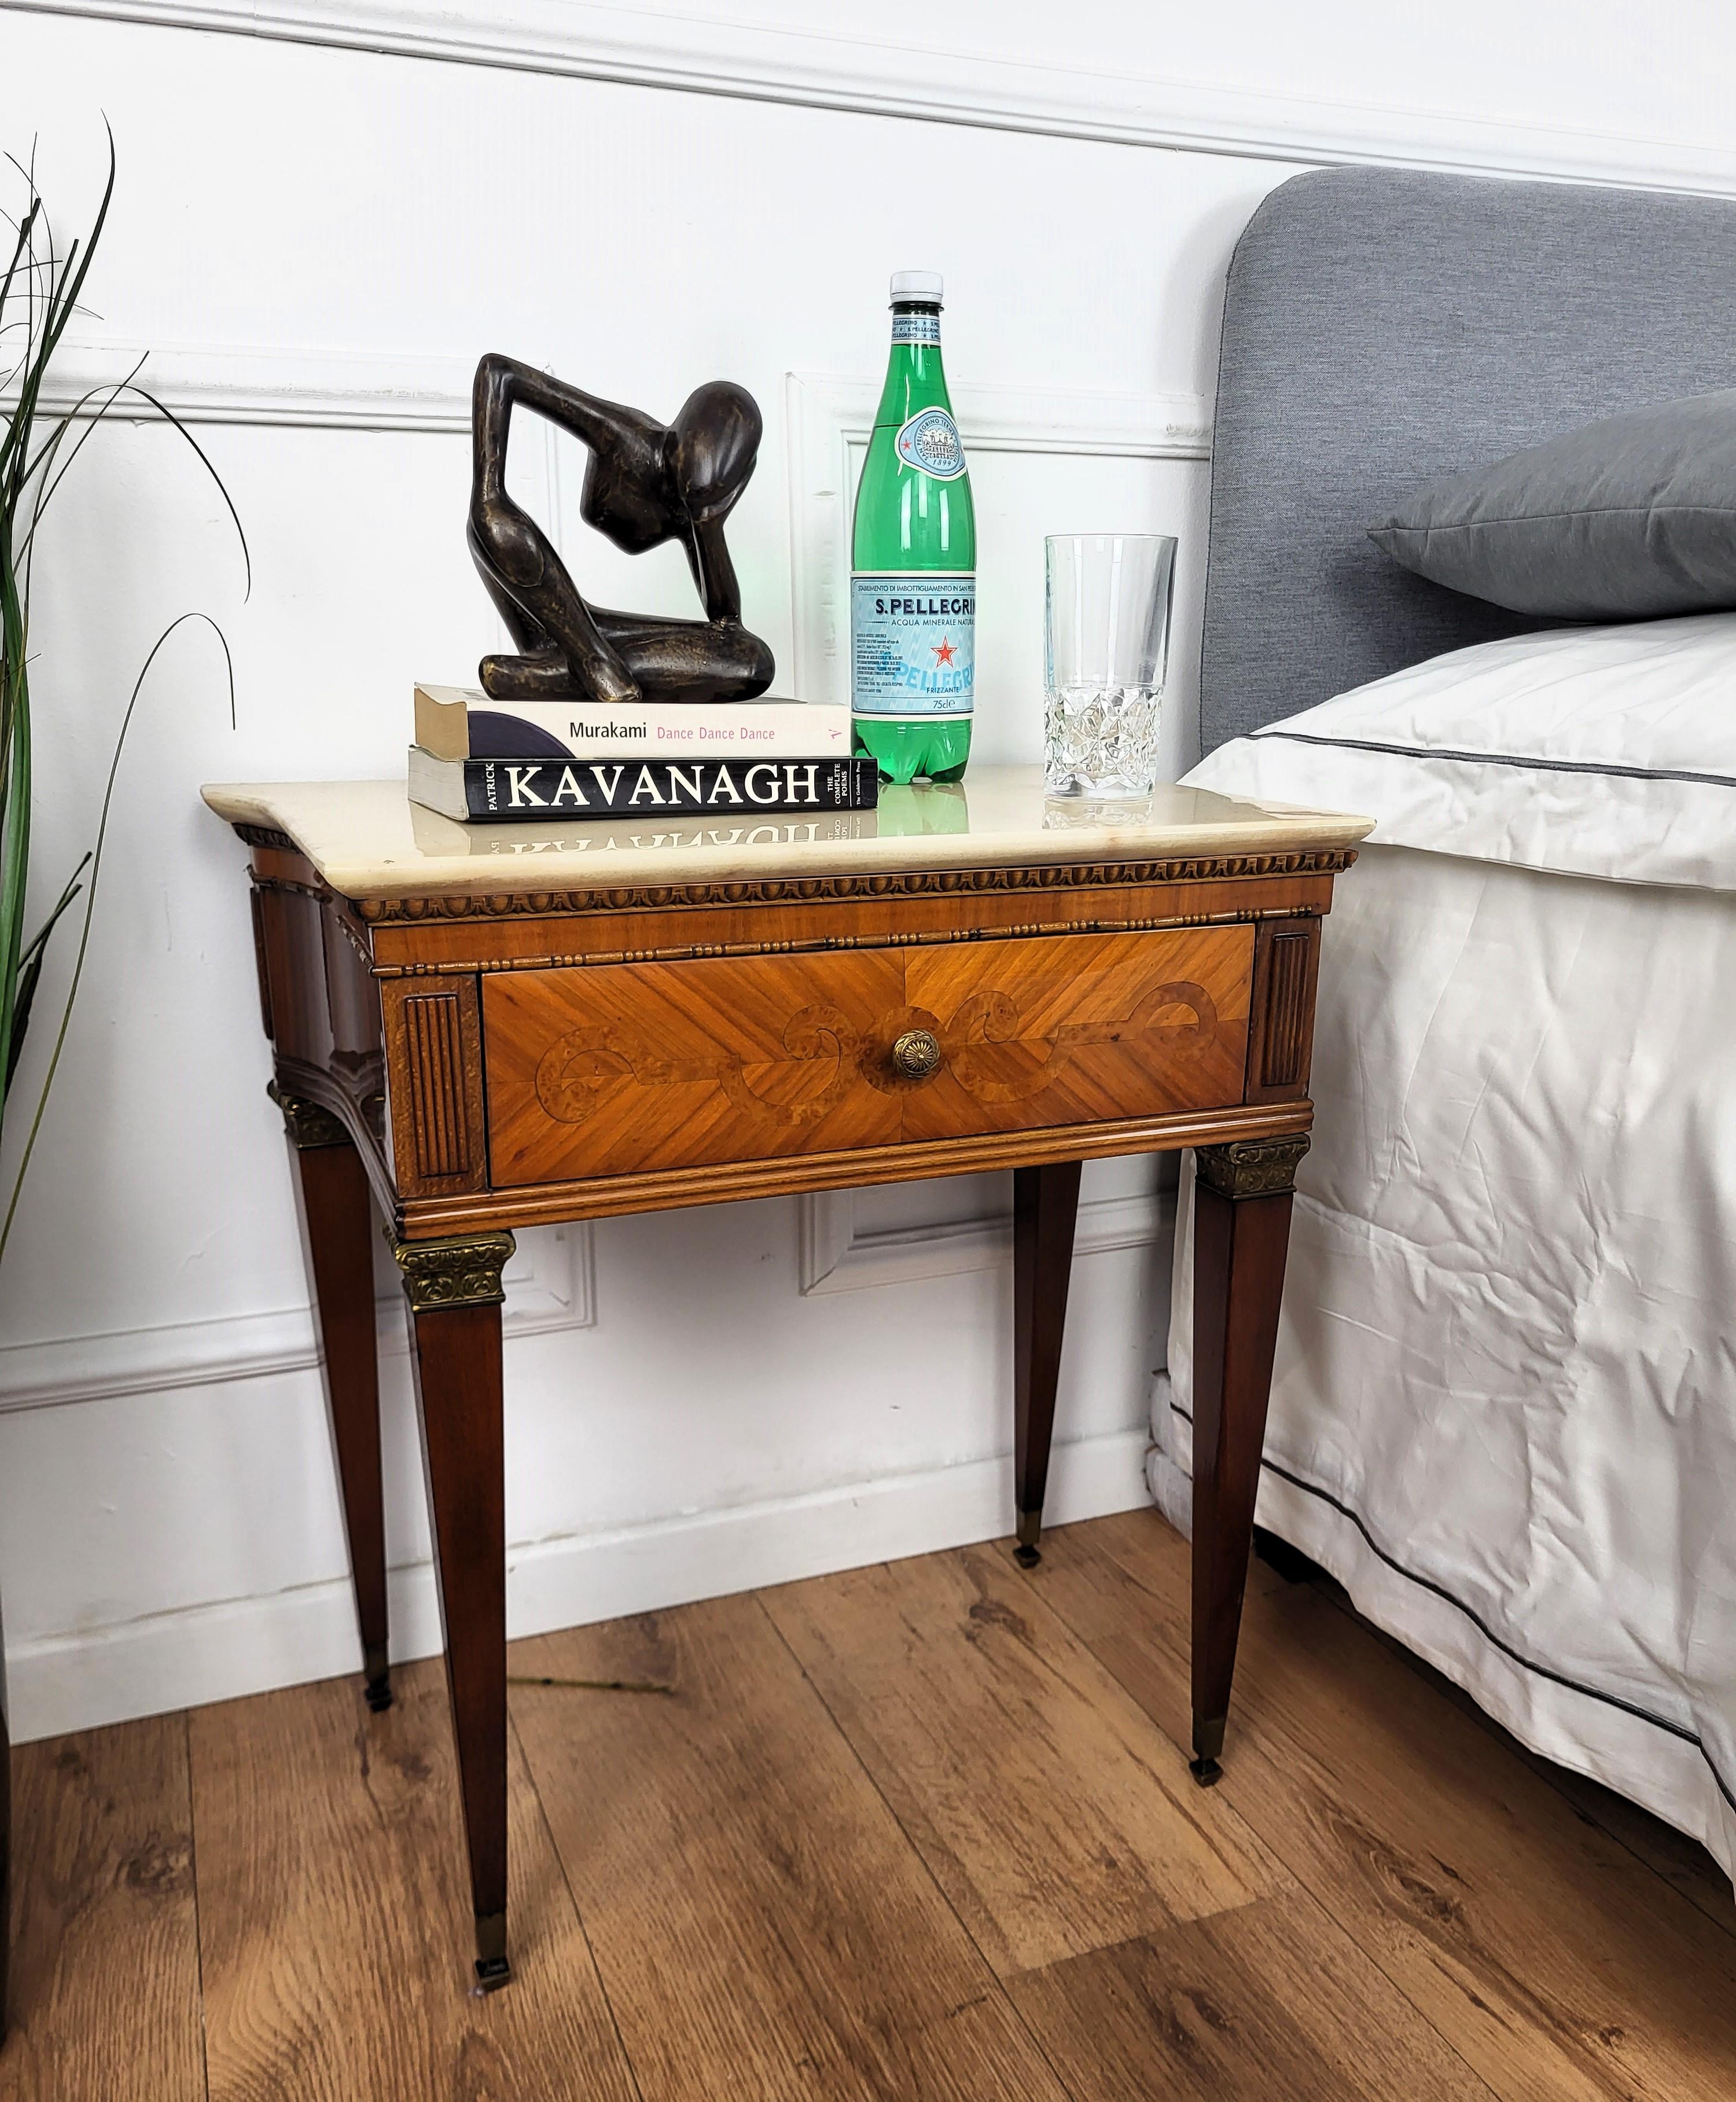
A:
202;766;1373;903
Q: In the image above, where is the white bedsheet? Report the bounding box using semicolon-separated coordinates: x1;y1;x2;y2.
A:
1161;625;1736;1878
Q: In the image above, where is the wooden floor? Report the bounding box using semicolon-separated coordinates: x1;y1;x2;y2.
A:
5;1510;1735;2101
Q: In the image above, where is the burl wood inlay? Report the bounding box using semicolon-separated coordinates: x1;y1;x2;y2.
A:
484;926;1253;1185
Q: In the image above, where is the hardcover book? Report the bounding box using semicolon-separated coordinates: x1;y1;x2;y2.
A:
407;745;879;822
414;683;852;762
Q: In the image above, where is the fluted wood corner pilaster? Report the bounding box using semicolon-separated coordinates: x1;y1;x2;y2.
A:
391;1231;516;1313
1194;1131;1310;1200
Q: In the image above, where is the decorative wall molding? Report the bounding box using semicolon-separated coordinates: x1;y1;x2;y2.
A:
0;1220;595;1414
800;1183;1176;1296
22;340;477;432
785;370;1211;707
6;1416;1152;1742
9;0;1736;198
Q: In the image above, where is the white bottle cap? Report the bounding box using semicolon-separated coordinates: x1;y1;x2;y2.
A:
889;270;944;306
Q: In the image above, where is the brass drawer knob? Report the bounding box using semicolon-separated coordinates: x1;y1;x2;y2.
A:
891;1028;942;1080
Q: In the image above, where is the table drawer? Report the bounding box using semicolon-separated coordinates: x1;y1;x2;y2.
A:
481;924;1255;1187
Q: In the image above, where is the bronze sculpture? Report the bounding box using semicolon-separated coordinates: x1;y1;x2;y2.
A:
468;355;775;705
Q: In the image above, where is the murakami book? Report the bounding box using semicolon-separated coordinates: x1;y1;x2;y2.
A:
407;746;878;822
414;684;852;762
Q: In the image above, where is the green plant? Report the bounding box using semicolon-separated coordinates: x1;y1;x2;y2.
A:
1;133;246;1255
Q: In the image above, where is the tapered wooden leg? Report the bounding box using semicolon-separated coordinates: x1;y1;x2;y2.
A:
1012;1160;1083;1568
274;1083;392;1713
396;1230;516;1989
1189;1132;1310;1785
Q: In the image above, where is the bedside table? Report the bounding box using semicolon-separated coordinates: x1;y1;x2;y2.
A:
203;765;1369;1987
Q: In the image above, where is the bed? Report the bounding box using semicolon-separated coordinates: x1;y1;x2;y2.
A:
1153;166;1736;1884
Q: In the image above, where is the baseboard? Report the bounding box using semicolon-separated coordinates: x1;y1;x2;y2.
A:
4;1424;1153;1740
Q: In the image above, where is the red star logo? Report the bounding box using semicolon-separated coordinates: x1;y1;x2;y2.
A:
932;637;957;666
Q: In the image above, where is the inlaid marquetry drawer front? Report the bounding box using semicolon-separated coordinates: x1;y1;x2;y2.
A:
481;925;1255;1188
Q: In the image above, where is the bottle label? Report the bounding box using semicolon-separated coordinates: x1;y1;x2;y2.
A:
851;573;974;715
891;312;942;345
893;408;965;480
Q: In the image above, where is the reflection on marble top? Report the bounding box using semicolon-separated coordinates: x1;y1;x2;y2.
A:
200;767;1373;901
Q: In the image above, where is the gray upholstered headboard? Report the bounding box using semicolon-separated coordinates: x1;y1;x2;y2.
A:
1199;166;1736;755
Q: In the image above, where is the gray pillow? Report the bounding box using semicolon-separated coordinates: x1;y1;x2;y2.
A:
1370;389;1736;618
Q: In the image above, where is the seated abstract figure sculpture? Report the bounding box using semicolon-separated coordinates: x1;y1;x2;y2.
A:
468;354;775;705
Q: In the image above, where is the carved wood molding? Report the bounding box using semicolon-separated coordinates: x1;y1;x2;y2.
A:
372;903;1320;979
355;850;1359;925
403;990;473;1179
233;822;299;852
381;976;487;1199
1258;931;1312;1090
409;1101;1312;1237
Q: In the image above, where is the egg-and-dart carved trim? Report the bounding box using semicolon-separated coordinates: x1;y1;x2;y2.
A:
234;823;299;851
354;848;1357;925
370;904;1323;979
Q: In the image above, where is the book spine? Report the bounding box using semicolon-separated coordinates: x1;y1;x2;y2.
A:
458;703;851;759
465;756;878;820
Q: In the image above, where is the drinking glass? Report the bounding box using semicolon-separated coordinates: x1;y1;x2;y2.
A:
1044;534;1176;796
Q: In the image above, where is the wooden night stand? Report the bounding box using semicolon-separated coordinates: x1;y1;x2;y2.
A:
202;765;1370;1987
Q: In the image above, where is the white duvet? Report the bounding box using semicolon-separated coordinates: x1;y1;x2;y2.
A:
1160;611;1736;1880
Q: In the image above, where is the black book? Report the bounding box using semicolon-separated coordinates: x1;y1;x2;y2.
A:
407;745;878;822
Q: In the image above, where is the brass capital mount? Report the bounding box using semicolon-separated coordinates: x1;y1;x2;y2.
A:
1194;1132;1311;1200
268;1079;350;1152
392;1230;517;1313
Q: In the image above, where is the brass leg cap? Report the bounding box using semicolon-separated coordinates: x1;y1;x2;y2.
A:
363;1642;392;1713
474;1912;510;1991
1014;1509;1042;1568
1190;1713;1227;1787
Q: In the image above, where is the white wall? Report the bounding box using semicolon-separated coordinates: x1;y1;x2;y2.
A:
0;0;1727;1739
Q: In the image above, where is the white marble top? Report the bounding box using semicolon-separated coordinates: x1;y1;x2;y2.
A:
201;767;1373;901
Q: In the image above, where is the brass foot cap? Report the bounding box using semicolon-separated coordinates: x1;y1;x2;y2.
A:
1013;1545;1042;1570
1191;1714;1226;1784
1014;1509;1043;1563
473;1912;510;1990
362;1642;391;1713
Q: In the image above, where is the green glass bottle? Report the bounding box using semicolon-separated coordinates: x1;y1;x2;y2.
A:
850;270;975;784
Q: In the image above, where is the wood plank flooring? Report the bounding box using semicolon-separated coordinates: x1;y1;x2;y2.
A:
3;1510;1733;2100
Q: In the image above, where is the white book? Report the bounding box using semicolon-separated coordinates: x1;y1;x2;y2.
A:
414;683;851;762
